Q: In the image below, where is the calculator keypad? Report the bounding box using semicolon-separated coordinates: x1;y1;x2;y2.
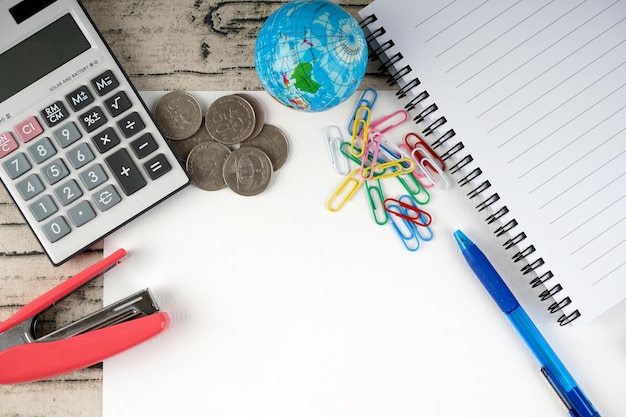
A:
0;69;182;253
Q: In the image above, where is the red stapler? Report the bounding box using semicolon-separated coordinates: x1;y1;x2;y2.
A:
0;249;169;384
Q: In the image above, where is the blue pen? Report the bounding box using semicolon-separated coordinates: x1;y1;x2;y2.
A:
453;230;600;417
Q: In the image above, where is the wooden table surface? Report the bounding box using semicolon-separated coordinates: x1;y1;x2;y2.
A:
0;1;384;415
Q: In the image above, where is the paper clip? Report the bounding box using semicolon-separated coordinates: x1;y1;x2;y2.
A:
350;105;370;157
361;158;415;181
398;194;434;240
411;213;434;242
369;110;408;135
347;88;377;135
365;179;388;225
386;202;420;251
324;126;350;176
396;172;431;205
360;130;382;180
383;196;433;227
412;148;451;190
405;132;445;170
327;168;364;212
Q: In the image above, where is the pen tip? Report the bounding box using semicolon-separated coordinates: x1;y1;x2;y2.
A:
453;230;473;250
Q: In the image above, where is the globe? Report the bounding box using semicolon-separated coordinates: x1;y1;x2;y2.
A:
254;0;368;112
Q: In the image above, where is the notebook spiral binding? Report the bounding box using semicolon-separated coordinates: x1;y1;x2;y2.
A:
359;14;581;325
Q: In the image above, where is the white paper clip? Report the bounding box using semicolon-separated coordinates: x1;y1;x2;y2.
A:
324;126;350;176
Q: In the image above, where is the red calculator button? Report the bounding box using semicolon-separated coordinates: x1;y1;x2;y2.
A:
0;131;18;158
15;116;43;143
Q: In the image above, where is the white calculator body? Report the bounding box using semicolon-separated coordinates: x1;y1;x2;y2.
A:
0;0;189;265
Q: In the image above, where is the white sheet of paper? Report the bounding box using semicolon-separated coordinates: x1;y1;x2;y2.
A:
102;91;626;417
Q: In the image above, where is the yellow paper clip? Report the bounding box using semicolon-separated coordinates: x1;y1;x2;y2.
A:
350;105;370;157
326;168;364;212
324;126;350;176
347;88;377;135
362;158;415;180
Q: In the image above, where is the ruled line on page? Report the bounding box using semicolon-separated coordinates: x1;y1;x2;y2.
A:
425;0;490;44
414;0;456;29
572;216;626;255
582;238;626;270
558;194;626;237
593;261;626;285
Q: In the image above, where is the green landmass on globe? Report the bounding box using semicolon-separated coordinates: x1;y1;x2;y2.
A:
254;0;368;112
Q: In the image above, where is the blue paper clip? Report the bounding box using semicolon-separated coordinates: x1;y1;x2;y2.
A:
387;202;420;252
324;126;350;176
365;179;388;225
347;88;377;135
398;195;434;241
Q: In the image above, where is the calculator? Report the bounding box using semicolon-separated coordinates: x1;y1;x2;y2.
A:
0;0;190;265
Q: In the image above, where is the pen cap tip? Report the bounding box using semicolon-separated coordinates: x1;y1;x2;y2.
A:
453;230;472;250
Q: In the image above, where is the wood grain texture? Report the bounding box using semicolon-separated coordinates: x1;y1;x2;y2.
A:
0;1;383;415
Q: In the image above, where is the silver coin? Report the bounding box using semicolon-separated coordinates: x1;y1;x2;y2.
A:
240;124;289;171
222;147;273;196
205;95;255;145
235;93;265;139
153;91;203;140
186;141;232;191
168;121;215;162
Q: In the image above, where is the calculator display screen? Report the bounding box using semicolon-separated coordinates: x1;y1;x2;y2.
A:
0;13;91;103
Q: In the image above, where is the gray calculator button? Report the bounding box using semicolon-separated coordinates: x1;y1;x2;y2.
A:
42;216;70;243
2;152;31;179
28;137;56;164
53;122;82;148
67;143;95;169
29;194;58;221
54;179;83;206
79;163;108;190
42;158;69;185
16;173;44;201
68;200;96;227
93;184;121;211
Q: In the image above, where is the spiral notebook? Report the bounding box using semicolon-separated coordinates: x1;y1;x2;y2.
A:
359;0;626;325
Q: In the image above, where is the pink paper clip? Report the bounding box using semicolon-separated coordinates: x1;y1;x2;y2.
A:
383;197;433;227
369;110;408;136
360;130;382;180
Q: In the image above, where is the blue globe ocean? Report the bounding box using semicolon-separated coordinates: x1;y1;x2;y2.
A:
254;0;368;112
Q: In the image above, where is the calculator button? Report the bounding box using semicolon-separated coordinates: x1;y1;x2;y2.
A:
53;121;82;148
68;200;96;227
144;154;171;180
3;152;31;179
104;91;132;117
117;112;145;138
79;163;108;190
15;116;43;143
40;101;70;127
29;195;58;221
131;133;158;158
105;148;146;195
79;106;107;133
65;85;95;111
0;131;19;158
92;127;120;153
67;143;95;169
54;179;83;206
42;216;70;243
93;184;121;211
91;70;119;96
41;158;69;185
28;137;56;164
16;173;44;201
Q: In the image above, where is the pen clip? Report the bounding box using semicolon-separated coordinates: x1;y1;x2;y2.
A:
540;367;576;415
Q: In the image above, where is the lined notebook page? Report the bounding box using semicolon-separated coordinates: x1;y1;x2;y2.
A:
360;0;626;322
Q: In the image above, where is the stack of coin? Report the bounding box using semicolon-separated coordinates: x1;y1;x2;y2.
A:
153;91;290;196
